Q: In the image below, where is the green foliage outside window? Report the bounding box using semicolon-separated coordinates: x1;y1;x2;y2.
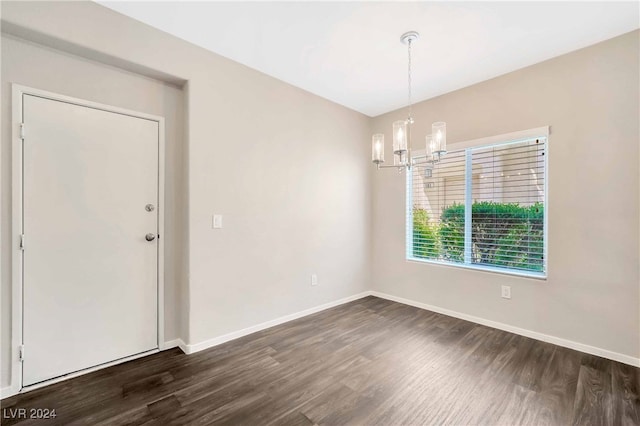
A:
439;203;465;263
412;202;544;272
412;208;438;259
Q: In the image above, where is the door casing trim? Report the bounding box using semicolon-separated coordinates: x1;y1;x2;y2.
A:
10;84;166;396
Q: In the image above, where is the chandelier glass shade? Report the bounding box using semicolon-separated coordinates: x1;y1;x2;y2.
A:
372;133;385;164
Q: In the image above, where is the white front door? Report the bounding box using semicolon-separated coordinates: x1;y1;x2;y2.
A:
22;94;159;387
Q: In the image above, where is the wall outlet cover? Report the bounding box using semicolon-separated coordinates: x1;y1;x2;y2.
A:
501;285;511;299
212;214;223;229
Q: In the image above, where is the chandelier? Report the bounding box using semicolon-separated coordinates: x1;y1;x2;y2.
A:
371;31;447;172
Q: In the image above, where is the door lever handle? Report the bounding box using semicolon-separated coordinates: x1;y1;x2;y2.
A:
145;233;156;242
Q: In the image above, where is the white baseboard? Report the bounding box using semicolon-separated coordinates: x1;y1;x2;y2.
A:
164;338;188;354
163;338;180;349
1;385;19;399
183;291;372;354
370;290;640;368
164;339;183;350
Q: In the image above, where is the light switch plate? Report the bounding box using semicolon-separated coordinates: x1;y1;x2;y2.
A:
311;274;318;286
213;214;223;229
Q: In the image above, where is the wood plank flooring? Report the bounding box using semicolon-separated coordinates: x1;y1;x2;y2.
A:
2;296;638;425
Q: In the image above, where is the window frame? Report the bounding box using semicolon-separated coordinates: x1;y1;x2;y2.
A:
406;127;549;280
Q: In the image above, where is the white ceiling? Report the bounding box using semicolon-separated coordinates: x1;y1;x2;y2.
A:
99;1;639;117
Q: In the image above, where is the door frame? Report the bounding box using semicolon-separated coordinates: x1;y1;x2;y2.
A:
10;84;166;396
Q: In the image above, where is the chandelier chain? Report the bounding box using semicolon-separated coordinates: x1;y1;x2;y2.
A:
407;38;413;122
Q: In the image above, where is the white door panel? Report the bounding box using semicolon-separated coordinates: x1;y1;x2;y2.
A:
22;95;159;386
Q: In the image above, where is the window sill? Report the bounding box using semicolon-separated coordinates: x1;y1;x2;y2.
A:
406;257;547;280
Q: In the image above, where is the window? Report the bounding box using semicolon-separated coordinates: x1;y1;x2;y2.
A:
407;133;547;277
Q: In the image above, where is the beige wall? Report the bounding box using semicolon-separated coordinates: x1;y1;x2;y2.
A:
1;1;372;389
0;34;187;387
372;30;639;360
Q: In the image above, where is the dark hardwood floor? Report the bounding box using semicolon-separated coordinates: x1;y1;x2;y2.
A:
2;296;639;425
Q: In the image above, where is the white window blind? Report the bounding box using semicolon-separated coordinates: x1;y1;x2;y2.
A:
407;136;546;277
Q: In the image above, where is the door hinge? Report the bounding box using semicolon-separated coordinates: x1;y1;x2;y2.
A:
19;345;24;362
19;123;25;140
19;234;25;251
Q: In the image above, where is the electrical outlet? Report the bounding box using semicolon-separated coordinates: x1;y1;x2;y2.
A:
501;285;511;299
311;274;318;286
212;214;223;229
